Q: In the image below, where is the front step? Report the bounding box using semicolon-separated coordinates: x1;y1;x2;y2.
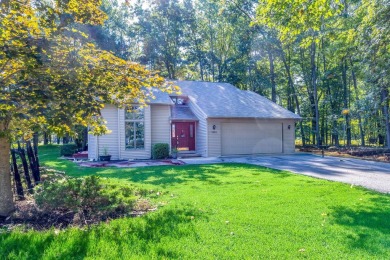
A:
177;151;201;158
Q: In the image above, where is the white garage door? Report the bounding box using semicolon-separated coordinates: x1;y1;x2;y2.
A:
221;122;283;155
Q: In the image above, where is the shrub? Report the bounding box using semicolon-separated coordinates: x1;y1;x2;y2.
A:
60;144;78;156
152;143;169;159
34;176;138;220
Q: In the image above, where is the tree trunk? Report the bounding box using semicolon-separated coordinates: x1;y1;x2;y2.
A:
281;50;305;146
268;51;276;103
322;44;339;147
341;59;351;146
209;20;215;82
63;133;69;144
381;86;390;149
310;41;320;147
26;141;40;184
33;132;40;170
44;132;49;145
18;147;34;193
0;136;15;216
350;60;365;146
11;149;24;200
82;127;88;151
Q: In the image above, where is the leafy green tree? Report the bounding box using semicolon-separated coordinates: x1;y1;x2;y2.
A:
356;0;390;148
0;0;173;216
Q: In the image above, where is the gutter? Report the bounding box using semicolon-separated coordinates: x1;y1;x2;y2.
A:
206;116;302;120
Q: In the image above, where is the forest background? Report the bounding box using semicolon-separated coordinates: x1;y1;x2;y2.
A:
90;0;389;148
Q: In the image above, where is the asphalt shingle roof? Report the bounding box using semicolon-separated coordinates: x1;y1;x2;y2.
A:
171;105;199;121
147;88;174;105
174;81;301;119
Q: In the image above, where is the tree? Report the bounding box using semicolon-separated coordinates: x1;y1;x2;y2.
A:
0;0;175;216
357;0;390;148
254;0;344;146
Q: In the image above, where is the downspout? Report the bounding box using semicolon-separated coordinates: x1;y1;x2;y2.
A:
206;118;209;157
118;108;121;160
282;123;284;153
169;120;172;151
96;135;99;161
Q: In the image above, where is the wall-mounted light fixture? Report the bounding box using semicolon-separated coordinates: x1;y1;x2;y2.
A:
288;125;291;130
212;125;216;130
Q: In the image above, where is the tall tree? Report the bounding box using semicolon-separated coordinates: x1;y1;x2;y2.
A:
357;0;390;148
0;0;174;216
254;0;343;146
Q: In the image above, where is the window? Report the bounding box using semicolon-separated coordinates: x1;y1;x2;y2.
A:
171;96;186;105
125;107;144;149
172;124;176;137
190;124;194;138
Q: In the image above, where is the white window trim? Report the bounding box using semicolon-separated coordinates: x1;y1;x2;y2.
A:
125;107;145;150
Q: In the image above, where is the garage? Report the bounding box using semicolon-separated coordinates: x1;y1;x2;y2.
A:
221;122;283;155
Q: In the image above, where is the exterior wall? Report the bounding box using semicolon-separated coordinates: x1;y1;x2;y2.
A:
96;104;120;160
88;105;153;160
119;106;152;159
88;104;297;159
207;119;222;157
188;98;208;156
207;118;297;157
87;131;96;160
151;105;171;147
282;119;296;153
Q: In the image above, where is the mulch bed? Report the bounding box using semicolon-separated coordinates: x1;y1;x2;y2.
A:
77;159;185;168
0;199;153;232
298;146;390;162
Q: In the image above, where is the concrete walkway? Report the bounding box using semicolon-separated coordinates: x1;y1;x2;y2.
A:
181;153;390;194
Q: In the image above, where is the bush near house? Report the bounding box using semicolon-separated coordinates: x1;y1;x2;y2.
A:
60;144;78;156
34;175;136;217
6;173;154;229
152;143;169;159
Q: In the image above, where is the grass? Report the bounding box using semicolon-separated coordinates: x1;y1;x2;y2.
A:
1;145;389;259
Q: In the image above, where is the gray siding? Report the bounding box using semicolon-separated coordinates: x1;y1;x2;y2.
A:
87;132;97;160
151;105;171;147
88;105;153;160
282;120;296;153
207;119;222;157
188;98;208;157
96;104;120;160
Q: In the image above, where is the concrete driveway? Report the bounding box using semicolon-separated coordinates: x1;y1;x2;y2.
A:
181;153;390;194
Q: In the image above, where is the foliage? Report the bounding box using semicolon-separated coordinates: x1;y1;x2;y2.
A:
34;175;138;219
152;143;169;159
0;0;175;139
0;0;178;214
59;144;78;156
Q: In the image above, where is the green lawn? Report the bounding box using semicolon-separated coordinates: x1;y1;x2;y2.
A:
1;145;389;259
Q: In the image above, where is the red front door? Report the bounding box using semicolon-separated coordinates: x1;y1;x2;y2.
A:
172;122;195;151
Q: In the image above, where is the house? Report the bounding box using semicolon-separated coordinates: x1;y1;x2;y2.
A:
88;80;301;160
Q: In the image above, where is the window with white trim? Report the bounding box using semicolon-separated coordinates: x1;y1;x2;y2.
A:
125;106;144;149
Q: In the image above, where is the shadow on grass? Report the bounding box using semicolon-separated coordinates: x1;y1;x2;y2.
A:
39;145;294;186
0;206;205;259
330;195;390;253
90;163;293;187
91;164;243;186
